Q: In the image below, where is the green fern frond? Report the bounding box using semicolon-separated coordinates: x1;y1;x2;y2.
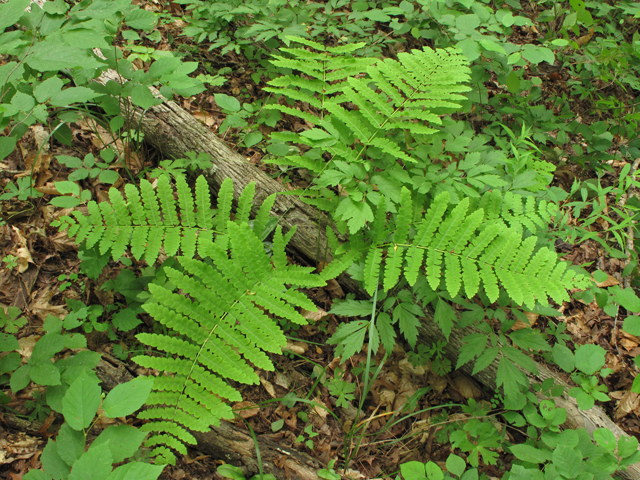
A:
362;192;589;308
54;175;270;267
133;220;323;464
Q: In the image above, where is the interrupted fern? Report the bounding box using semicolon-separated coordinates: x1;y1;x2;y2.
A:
134;221;324;464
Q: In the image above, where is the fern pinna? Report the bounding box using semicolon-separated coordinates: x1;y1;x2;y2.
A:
54;174;277;266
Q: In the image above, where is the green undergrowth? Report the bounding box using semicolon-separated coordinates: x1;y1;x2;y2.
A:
2;0;640;479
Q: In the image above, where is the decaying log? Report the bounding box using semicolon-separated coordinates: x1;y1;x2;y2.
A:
94;70;640;479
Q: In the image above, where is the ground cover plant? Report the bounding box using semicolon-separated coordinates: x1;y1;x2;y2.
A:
2;0;640;479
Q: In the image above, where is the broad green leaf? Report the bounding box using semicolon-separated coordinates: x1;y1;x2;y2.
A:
0;333;19;352
34;76;64;103
130;84;159;110
0;136;17;162
54;181;80;197
26;42;104;71
30;362;61;386
509;444;550;464
610;286;640;312
400;461;426;479
424;461;443;480
479;39;506;54
10;364;32;393
574;344;605;375
124;8;157;30
552;344;575;372
593;428;617;453
214;93;241;112
112;309;142;331
521;45;555;65
456;14;480;34
56;423;85;467
102;376;154;418
0;0;31;33
446;454;466;476
0;352;20;374
50;197;82;208
41;440;70;480
11;92;35;112
68;442;112;480
107;462;165;480
23;470;53;480
98;170;120;185
244;131;263;147
618;436;639;459
217;465;246;480
552;445;582;479
62;370;101;430
49;87;101;107
93;425;147;463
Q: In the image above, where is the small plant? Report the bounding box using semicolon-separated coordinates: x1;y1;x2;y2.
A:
63;299;107;334
0;305;26;334
318;459;341;480
295;423;319;451
2;255;19;270
327;368;356;408
0;177;43;202
56;150;120;185
57;273;79;292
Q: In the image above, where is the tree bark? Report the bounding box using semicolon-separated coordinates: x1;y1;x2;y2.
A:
94;70;640;480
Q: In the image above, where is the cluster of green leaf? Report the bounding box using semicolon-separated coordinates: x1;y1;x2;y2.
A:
23;372;161;480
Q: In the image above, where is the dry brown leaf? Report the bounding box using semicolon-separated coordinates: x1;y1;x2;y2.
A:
301;307;328;322
428;373;447;395
259;375;276;398
30;288;68;321
15;247;33;273
452;373;482;399
325;279;345;298
312;396;329;420
17;336;39;359
286;341;308;354
613;391;640;420
596;274;619;288
233;401;260;418
274;371;290;389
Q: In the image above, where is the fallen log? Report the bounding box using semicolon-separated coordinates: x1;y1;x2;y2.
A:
94;70;640;479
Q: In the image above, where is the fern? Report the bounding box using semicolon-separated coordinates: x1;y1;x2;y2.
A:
133;218;324;464
321;190;588;311
54;175;265;264
263;38;472;233
361;190;590;309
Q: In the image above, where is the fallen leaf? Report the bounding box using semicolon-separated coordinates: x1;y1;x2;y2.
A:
233;401;260;418
260;375;277;398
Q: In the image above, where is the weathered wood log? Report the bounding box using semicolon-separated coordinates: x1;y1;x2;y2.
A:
94;70;640;479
